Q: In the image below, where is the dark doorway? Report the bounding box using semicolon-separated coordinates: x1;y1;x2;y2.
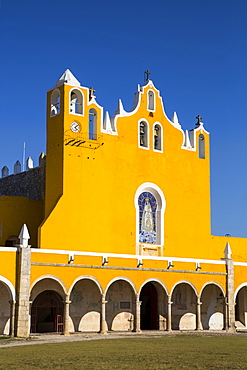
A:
140;282;158;330
31;290;64;333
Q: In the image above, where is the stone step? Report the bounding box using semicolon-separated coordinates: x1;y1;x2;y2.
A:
235;320;246;329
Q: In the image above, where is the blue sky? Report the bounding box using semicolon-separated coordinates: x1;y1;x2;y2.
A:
0;0;246;237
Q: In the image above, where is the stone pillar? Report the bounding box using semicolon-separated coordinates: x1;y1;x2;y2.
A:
196;296;203;331
9;300;16;337
15;245;31;337
63;294;71;336
133;294;142;332
100;293;108;334
167;294;173;331
225;258;235;332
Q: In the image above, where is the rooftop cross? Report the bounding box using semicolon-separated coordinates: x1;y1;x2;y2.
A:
89;87;96;100
196;115;203;127
144;70;151;82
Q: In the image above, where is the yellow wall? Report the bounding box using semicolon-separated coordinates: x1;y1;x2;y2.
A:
0;196;43;248
39;81;213;260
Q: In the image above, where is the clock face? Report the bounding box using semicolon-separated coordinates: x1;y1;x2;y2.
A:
70;122;80;133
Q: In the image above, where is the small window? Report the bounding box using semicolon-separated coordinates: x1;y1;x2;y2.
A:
89;109;97;140
50;89;60;117
70;89;83;115
5;235;18;247
153;124;162;151
199;134;205;159
148;90;155;111
139;121;148;148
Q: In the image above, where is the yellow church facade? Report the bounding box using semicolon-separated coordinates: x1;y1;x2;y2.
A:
0;70;247;337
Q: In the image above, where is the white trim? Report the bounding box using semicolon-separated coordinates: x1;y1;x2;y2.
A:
138;119;149;150
0;247;17;252
199;281;225;297
68;275;103;296
170;280;198;296
0;276;16;300
234;262;247;266
138;278;168;296
30;248;227;265
134;182;166;247
104;277;137;295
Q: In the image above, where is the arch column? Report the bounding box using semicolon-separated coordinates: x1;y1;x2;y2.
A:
167;294;172;331
224;245;236;332
9;300;16;337
16;244;31;337
196;296;203;331
63;294;71;336
133;294;142;332
100;293;108;334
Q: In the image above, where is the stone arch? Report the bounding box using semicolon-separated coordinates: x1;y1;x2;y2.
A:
69;275;103;296
235;283;247;329
69;276;102;333
199;281;225;297
105;278;136;331
30;275;67;299
171;281;197;330
30;276;67;334
0;276;15;335
200;283;224;330
139;279;168;330
105;277;137;296
138;278;168;296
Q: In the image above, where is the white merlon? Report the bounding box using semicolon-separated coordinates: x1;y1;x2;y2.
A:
224;242;232;259
171;112;179;125
26;157;33;171
103;111;114;133
56;69;81;87
114;99;125;115
184;130;192;149
14;160;21;175
18;224;30;248
39;152;46;166
1;166;9;178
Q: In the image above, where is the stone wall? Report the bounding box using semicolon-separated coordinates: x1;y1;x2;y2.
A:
0;165;45;201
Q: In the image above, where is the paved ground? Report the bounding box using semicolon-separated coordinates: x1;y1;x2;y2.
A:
0;330;247;348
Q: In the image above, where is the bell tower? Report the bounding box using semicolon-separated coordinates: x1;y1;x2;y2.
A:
44;69;103;218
